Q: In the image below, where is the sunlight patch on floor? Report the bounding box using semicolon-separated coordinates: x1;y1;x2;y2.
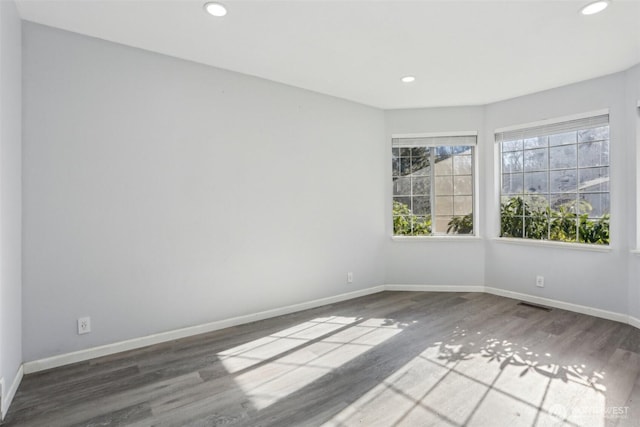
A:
219;316;404;410
323;330;610;427
219;317;354;373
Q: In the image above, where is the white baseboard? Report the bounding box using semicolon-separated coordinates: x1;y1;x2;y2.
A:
21;283;639;376
628;316;640;330
484;286;629;324
386;284;631;324
23;285;385;374
385;284;484;293
0;365;23;420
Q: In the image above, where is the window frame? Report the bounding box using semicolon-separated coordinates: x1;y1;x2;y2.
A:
494;109;611;246
391;131;479;239
635;101;640;254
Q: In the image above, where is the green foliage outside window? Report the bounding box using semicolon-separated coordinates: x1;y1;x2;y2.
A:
393;201;473;236
393;201;432;235
446;214;473;234
500;196;609;245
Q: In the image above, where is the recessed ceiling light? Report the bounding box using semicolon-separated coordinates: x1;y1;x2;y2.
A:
401;76;416;83
580;0;610;15
204;2;227;17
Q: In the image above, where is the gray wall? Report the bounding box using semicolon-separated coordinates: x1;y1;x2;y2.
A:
22;23;386;361
627;64;640;320
484;73;629;314
19;21;640;364
384;107;485;286
0;0;22;412
383;70;637;317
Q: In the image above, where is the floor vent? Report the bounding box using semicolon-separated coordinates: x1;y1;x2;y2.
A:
517;302;551;312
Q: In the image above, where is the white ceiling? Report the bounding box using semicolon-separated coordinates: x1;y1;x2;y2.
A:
15;0;640;109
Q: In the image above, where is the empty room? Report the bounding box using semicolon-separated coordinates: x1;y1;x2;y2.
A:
1;0;640;425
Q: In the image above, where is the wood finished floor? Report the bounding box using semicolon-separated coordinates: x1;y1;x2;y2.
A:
3;291;640;427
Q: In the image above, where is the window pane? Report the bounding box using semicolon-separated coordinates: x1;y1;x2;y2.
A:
435;176;453;196
524;136;548;149
412;160;430;176
550;217;577;242
502;140;523;152
502;151;523;173
549;131;577;147
435;196;453;216
580;193;610;217
578;140;609;167
454;176;472;196
454;196;473;216
411;147;428;157
500;205;524;238
525;216;549;240
499;120;609;245
435;146;453;158
434;156;453;176
434;216;453;234
400;158;411;176
524;194;549;212
453;155;472;175
550;169;577;193
393;197;411;211
524;148;548;172
549;144;577;170
502;173;524;195
411;176;430;195
412;216;431;235
550;194;576;211
412;196;430;215
524;172;548;194
578;126;609;143
579;215;609;244
392;140;474;237
393;177;411;196
579;167;609;192
448;216;473;235
393;216;411;235
411;154;430;175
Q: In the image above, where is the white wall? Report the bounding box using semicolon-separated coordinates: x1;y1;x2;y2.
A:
383;70;638;317
627;64;640;320
22;23;386;362
484;72;629;314
18;20;640;366
0;0;22;417
384;107;485;286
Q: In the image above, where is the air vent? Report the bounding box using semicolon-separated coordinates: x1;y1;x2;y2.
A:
517;302;551;312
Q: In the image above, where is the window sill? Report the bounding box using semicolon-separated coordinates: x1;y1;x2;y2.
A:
631;249;640;255
493;237;612;252
391;235;482;242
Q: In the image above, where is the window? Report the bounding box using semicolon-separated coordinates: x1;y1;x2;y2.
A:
392;134;476;236
496;113;610;245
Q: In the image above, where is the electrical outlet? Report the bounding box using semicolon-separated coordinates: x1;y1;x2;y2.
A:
78;317;91;335
347;272;353;283
536;275;545;288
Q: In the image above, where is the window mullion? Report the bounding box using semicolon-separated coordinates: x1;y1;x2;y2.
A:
522;146;526;238
430;147;435;236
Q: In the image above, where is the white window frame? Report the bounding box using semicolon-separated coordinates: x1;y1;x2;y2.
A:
495;109;611;247
391;131;479;239
634;101;640;254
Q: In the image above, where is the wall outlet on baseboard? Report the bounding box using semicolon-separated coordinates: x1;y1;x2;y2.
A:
536;275;545;288
78;317;91;335
347;272;353;284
